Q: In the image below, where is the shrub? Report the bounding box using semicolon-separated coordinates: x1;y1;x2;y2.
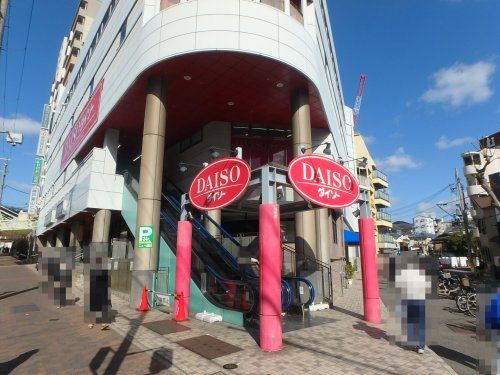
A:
345;262;356;279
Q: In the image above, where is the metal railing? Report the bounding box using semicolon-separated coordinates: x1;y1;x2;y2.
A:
374;190;390;201
373;169;388;182
378;233;395;243
376;211;392;222
357;174;370;187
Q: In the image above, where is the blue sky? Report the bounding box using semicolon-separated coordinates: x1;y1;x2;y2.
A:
331;0;500;222
0;1;498;222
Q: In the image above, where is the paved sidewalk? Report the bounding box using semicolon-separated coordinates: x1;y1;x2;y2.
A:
70;269;457;375
0;257;172;375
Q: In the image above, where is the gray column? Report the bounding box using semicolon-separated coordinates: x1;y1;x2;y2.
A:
46;231;56;247
131;76;167;308
55;226;68;247
292;89;317;266
92;209;112;243
315;208;331;264
69;221;81;247
204;210;221;241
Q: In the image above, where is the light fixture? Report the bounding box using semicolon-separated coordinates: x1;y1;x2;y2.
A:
339;156;367;167
353;209;360;218
132;154;142;162
300;142;332;155
227;101;235;106
276;82;284;88
208;146;242;159
179;164;188;173
183;75;192;81
209;148;221;159
178;162;208;173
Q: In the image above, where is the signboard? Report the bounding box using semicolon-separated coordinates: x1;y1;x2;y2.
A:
41;104;51;130
288;154;360;209
138;226;154;249
60;79;104;169
36;129;49;156
188;157;251;211
32;157;44;184
28;186;40;215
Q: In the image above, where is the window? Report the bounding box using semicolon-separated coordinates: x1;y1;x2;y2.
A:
332;216;338;244
88;77;94;97
119;20;127;46
75;31;83;41
179;129;203;152
80;0;88;9
71;47;79;57
77;15;85;25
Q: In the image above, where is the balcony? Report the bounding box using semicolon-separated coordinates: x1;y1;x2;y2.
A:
357;174;371;189
376;211;392;228
374;189;390;207
378;233;395;243
373;169;389;188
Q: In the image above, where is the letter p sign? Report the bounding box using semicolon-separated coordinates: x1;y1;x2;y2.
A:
138;226;154;249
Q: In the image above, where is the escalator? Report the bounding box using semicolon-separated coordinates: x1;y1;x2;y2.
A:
122;173;307;325
162;177;315;309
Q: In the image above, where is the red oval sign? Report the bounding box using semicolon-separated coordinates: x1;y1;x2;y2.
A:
189;157;251;211
288;154;360;209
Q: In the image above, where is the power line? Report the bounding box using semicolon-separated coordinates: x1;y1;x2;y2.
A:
5;184;28;194
389;185;452;214
12;0;35;131
1;0;9;156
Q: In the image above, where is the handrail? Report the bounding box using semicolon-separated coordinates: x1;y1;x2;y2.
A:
283;276;315;307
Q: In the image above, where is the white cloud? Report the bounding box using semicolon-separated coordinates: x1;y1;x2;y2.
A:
0;115;40;136
376;147;422;173
435;135;475;150
363;135;376;145
8;180;32;193
421;61;496;107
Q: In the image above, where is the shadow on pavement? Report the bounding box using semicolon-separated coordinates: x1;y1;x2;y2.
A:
429;345;478;371
332;306;364;320
0;286;39;301
352;321;389;340
0;349;39;374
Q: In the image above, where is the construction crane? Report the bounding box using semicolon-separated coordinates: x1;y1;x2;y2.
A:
353;74;366;129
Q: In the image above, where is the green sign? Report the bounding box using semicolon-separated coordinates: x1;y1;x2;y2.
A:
32;157;43;184
138;226;154;249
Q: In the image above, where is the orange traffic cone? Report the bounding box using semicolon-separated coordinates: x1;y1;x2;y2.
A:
137;285;150;312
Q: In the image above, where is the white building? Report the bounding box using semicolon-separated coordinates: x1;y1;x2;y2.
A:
32;0;356;321
413;214;436;235
462;131;500;278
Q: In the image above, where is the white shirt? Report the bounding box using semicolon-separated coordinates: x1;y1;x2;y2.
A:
395;268;431;300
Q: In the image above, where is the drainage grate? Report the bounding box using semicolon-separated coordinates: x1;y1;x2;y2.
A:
175;335;242;360
11;304;40;314
223;363;238;370
142;319;191;335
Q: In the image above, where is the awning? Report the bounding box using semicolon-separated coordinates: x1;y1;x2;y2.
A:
344;230;359;245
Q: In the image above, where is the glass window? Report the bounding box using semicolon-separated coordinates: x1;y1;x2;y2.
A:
119;20;127;46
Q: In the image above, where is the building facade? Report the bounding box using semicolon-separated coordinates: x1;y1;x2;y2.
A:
462;131;500;277
32;0;356;321
354;133;396;253
413;214;436;235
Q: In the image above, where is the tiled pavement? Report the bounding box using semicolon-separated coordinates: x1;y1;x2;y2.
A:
70;269;457;374
0;257;172;375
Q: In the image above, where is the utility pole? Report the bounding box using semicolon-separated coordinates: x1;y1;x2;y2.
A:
0;157;9;205
455;168;473;259
0;0;9;52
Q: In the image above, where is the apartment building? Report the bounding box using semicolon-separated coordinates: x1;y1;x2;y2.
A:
462;131;500;277
354;133;396;253
413;214;436;235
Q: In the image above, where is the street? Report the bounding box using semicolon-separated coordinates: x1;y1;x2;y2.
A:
0;255;170;375
379;274;478;375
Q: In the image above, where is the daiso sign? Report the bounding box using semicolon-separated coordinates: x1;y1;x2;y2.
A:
288;154;360;209
188;157;251;211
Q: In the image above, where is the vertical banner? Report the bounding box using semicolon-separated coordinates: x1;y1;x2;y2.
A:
32;157;44;184
28;186;40;215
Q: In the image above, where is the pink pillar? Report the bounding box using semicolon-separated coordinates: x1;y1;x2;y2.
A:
359;217;381;323
174;220;192;321
259;204;283;352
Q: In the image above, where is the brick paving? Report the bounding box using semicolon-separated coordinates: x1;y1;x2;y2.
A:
1;254;458;375
0;256;174;375
74;268;456;375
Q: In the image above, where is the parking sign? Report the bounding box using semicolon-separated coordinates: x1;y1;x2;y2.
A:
138;226;154;249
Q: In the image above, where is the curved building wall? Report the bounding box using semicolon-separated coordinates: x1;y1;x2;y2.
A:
38;0;349;229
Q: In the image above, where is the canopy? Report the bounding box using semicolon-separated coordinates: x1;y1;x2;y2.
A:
344;229;360;245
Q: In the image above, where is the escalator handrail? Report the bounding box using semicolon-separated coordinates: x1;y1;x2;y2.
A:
283;276;316;307
163;194;241;271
